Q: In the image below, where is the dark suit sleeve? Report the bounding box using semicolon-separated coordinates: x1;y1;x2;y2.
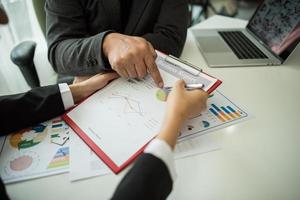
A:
142;0;189;57
111;153;173;200
0;85;65;136
0;178;9;200
45;0;112;76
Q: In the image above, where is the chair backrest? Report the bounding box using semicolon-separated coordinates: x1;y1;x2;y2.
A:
32;0;46;36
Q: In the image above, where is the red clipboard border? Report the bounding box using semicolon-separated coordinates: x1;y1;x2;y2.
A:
206;78;222;94
63;50;222;174
63;113;154;174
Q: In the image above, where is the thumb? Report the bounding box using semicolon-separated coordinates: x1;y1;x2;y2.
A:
174;80;185;90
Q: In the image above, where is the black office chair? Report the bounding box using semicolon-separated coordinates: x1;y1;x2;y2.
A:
1;3;39;88
10;41;39;88
9;0;45;88
10;0;72;88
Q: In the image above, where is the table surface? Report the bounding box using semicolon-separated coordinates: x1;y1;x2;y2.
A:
6;15;300;200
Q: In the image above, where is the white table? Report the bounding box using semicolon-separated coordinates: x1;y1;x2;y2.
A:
6;15;300;200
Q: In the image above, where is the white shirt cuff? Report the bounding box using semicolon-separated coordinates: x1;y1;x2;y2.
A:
58;83;74;110
144;138;177;181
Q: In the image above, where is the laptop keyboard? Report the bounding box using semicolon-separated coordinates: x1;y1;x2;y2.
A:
219;31;268;59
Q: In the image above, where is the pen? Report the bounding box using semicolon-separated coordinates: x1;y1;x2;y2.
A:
165;55;202;76
164;83;204;91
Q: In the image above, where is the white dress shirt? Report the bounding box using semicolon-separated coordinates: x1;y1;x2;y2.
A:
58;83;74;110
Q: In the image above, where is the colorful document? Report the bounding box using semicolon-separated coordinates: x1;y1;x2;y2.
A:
0;117;70;183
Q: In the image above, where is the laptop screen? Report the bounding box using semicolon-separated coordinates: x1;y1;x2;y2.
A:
247;0;300;60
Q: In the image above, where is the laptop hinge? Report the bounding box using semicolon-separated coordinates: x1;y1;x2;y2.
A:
246;27;283;63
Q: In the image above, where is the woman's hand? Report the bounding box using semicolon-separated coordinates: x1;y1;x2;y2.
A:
166;80;208;121
69;72;119;104
157;80;208;149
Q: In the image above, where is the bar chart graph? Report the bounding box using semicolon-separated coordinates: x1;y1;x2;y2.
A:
209;104;243;122
179;91;249;141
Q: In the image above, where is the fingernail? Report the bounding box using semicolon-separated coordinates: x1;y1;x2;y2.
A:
159;82;163;88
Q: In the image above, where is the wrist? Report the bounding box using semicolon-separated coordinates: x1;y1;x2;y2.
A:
157;114;185;149
69;83;87;104
163;114;185;132
103;32;118;57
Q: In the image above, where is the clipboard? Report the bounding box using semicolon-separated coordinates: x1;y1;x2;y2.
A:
63;52;222;174
156;51;222;94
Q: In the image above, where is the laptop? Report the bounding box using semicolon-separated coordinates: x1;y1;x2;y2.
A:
192;0;300;67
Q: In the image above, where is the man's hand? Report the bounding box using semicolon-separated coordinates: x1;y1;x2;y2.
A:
69;72;119;103
103;33;164;88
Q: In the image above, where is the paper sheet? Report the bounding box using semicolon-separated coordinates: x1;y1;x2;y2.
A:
65;52;221;168
68;131;222;182
175;133;222;159
66;75;169;167
69;131;110;181
0;117;70;183
68;90;251;180
178;90;250;141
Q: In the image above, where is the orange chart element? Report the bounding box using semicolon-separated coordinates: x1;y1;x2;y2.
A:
9;124;47;150
10;133;24;149
47;147;69;169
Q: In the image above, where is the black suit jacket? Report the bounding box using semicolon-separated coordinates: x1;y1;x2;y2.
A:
112;153;173;200
46;0;189;76
0;85;65;200
0;85;65;136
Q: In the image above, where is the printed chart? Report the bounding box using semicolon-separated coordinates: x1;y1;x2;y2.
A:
48;147;69;169
3;151;40;178
9;124;47;150
110;93;144;116
0;117;70;183
178;91;249;141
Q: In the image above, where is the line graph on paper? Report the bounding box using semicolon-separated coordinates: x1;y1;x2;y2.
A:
109;93;144;116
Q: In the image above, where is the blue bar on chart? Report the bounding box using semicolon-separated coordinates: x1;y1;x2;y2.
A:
209;107;226;122
209;104;242;122
211;104;231;121
221;106;236;119
226;106;241;117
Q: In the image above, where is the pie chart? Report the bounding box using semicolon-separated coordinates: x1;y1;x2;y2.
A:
4;151;39;176
156;89;168;102
202;121;210;128
10;155;33;171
